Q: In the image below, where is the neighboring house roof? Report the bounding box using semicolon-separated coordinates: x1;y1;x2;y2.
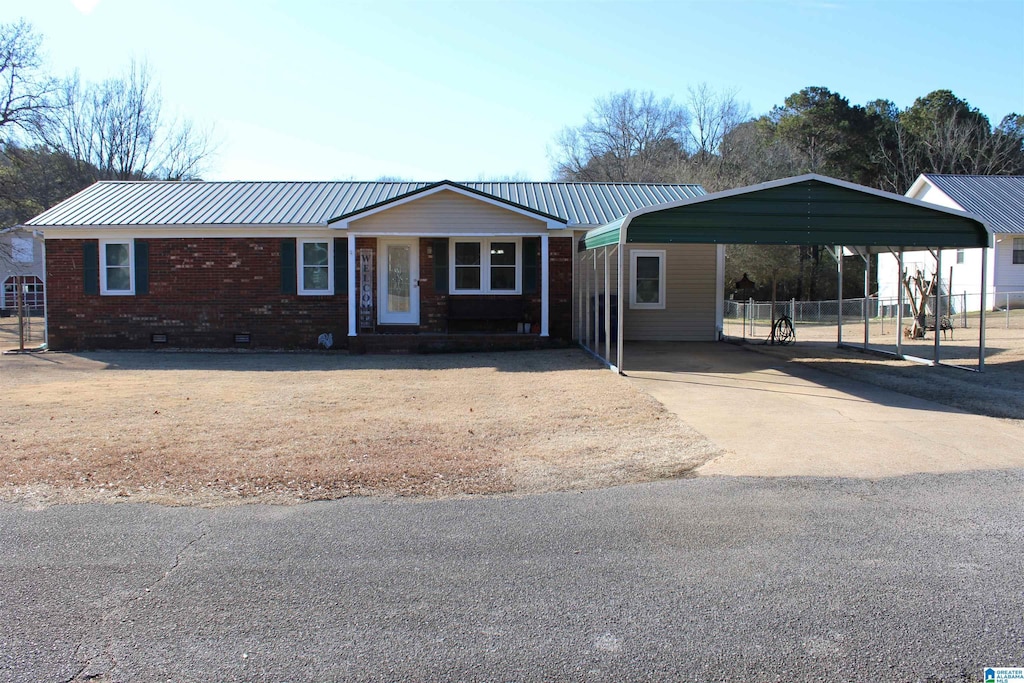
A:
26;179;705;229
919;174;1024;235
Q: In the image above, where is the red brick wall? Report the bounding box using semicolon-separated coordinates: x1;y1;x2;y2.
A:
45;235;575;350
46;238;350;350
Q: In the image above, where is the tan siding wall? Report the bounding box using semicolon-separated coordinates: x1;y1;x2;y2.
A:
623;243;718;341
349;190;547;234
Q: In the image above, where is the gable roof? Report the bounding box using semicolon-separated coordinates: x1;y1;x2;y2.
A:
26;179;705;229
585;174;991;252
919;174;1024;234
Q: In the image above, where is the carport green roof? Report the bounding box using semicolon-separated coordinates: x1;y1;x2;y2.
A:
583;174;992;252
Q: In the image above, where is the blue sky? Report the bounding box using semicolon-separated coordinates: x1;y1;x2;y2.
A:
11;0;1024;181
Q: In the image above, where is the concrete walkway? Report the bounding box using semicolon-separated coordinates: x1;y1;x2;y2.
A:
625;342;1024;478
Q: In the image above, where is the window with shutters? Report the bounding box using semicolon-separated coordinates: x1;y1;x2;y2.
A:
100;240;134;295
450;238;521;294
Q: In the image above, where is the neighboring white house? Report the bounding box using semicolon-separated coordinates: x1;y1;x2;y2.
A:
877;174;1024;311
0;226;45;315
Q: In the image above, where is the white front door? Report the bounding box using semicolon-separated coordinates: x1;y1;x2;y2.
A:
378;239;419;325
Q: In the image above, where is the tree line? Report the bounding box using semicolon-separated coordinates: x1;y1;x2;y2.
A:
0;19;215;231
551;86;1024;301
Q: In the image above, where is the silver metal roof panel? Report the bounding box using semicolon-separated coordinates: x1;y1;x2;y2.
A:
27;180;705;228
924;174;1024;234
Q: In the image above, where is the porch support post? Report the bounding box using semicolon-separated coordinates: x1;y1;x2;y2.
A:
979;246;987;371
348;232;357;337
582;249;591;350
540;233;550;337
934;248;942;364
896;248;904;359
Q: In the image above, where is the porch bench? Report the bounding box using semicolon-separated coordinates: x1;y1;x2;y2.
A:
447;297;525;332
448;297;524;321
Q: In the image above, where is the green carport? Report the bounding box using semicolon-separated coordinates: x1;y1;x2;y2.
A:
577;174;993;374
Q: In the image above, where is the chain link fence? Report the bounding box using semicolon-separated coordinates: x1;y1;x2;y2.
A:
726;293;1024;339
0;311;46;350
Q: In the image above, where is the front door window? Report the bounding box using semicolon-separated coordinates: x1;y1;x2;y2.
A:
378;240;419;325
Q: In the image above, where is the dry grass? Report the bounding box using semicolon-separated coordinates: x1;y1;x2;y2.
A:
0;347;720;506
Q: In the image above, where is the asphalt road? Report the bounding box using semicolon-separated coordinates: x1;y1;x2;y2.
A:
2;471;1023;682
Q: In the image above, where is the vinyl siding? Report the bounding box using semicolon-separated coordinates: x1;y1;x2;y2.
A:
995;234;1024;293
348;189;547;235
623;243;717;341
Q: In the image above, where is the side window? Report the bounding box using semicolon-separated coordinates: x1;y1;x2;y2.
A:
100;240;134;295
630;250;666;309
1014;238;1024;265
298;240;333;295
956;249;965;265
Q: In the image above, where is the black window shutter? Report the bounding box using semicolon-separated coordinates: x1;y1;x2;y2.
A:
83;241;98;295
433;238;449;294
523;237;540;295
134;239;149;295
334;238;348;295
280;239;297;294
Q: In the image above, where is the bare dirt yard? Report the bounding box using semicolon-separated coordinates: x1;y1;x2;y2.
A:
747;323;1024;420
0;341;720;506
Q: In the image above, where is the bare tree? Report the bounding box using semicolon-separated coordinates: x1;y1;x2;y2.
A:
684;83;749;163
550;90;689;182
39;59;216;180
0;20;54;144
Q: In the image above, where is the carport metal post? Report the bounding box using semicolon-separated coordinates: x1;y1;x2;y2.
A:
896;248;904;359
592;249;599;357
614;242;622;374
933;248;942;364
604;246;611;363
979;248;987;371
836;245;844;346
863;250;870;351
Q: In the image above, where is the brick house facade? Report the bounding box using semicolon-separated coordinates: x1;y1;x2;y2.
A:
29;179;705;351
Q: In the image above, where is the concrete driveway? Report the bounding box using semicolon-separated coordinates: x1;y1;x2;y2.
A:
625;342;1024;478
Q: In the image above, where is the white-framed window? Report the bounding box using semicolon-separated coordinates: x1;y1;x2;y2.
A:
1014;238;1024;265
955;248;965;265
298;240;333;295
629;249;666;309
100;240;134;295
11;237;33;263
450;238;521;294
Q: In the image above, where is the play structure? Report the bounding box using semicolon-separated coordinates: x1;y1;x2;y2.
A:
901;268;954;340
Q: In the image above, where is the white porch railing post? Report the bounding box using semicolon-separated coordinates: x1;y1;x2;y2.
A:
348;232;357;337
540;233;550;337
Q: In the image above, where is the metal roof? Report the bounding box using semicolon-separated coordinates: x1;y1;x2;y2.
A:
922;174;1024;234
584;174;992;252
26;180;705;228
